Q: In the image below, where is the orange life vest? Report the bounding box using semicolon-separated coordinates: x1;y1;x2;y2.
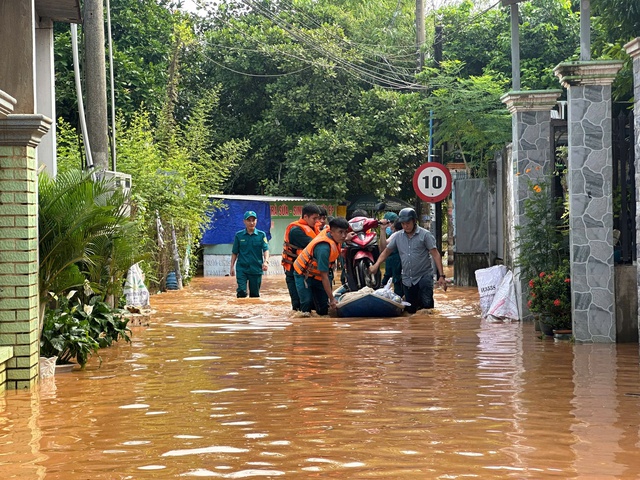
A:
293;230;340;281
314;223;328;235
281;220;316;271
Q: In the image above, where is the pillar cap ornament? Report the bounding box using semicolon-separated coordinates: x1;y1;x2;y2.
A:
500;90;563;113
0;114;52;147
0;90;17;118
624;38;640;59
554;60;623;88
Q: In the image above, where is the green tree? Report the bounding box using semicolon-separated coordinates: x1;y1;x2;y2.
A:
592;0;640;100
437;0;579;91
54;0;186;127
417;61;511;176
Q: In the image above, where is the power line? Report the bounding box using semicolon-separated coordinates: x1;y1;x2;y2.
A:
200;0;504;87
240;0;424;89
202;53;313;77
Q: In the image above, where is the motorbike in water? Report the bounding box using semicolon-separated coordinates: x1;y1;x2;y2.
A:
342;216;382;292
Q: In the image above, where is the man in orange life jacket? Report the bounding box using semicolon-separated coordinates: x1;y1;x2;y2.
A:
281;203;321;310
293;217;355;315
315;206;328;234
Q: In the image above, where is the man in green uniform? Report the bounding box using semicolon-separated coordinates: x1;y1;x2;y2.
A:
230;211;270;298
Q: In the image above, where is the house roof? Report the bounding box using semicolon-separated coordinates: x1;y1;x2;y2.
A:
35;0;82;23
208;194;331;203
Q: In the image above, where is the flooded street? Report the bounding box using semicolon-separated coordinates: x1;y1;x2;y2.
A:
3;275;640;479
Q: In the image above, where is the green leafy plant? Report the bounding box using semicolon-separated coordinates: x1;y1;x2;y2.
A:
38;169;137;324
75;295;131;349
40;290;131;367
527;261;572;330
40;292;100;367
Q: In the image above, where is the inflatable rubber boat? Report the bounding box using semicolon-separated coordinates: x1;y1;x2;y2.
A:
336;290;405;318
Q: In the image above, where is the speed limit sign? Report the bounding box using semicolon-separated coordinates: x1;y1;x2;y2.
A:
412;162;452;203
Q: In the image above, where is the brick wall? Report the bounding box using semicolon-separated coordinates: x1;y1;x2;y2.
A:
0;145;39;388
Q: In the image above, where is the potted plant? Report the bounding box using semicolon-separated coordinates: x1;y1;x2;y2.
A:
527;261;572;334
515;176;570;334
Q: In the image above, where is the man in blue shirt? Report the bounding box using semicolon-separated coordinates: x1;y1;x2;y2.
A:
230;211;270;298
370;208;446;312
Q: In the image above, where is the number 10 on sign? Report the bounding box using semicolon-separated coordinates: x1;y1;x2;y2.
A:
412;162;452;203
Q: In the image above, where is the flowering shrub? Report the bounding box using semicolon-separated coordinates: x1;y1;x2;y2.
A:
527;261;571;329
515;178;569;281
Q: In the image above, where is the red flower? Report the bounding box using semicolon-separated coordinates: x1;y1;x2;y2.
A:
527;300;532;308
529;280;534;288
553;299;561;307
539;272;546;278
564;278;570;283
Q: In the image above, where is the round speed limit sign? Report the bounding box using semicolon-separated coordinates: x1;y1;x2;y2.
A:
412;162;452;203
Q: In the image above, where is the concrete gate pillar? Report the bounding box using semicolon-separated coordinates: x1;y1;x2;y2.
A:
623;38;640;343
0;89;51;388
554;61;623;343
500;90;562;318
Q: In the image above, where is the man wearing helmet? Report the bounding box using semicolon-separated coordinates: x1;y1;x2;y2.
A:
369;207;446;312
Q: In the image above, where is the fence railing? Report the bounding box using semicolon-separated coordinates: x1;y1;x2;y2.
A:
612;108;636;264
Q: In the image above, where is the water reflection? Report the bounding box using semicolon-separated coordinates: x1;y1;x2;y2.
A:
3;276;640;478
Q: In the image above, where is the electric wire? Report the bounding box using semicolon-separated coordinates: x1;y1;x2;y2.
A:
240;0;423;89
200;0;504;87
201;54;313;77
244;0;418;81
215;6;416;88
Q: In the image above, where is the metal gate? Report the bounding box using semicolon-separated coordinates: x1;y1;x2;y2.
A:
612;108;636;264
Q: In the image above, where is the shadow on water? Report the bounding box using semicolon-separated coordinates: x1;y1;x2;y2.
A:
3;275;640;479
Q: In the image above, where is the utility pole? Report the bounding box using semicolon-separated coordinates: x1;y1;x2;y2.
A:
416;0;425;70
84;0;110;171
433;26;443;256
580;0;591;61
501;0;527;91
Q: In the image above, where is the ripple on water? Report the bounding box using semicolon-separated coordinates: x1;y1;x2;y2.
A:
162;446;249;457
183;356;222;361
180;469;285;477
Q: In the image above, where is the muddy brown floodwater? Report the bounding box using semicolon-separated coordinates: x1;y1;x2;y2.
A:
3;275;640;479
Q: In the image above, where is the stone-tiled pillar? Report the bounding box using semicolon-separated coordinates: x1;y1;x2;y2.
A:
500;90;563;318
624;39;640;343
0;91;51;388
554;61;623;343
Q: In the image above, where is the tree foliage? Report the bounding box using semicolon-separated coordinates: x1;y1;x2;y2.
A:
48;0;636;285
417;61;512;176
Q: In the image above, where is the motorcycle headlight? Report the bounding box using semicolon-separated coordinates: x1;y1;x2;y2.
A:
350;220;365;232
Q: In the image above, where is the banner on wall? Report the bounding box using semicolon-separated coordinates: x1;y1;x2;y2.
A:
202;200;271;245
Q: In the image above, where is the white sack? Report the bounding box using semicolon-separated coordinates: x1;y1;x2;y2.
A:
486;270;520;321
474;265;508;317
124;263;150;308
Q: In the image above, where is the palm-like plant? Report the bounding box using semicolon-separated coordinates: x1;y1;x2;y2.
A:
38;169;138;328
